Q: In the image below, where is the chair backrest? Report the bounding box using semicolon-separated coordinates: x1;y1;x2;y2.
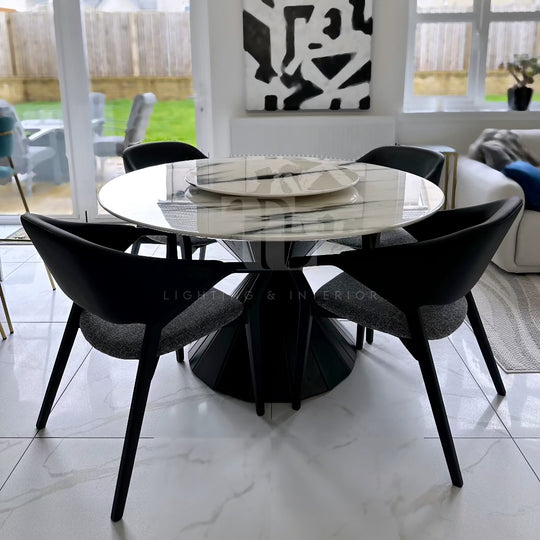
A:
21;213;242;326
89;92;106;135
122;141;207;172
357;145;445;185
0;100;30;172
315;197;523;310
123;93;157;148
0;115;14;159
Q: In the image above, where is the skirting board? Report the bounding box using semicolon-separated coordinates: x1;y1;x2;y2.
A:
231;116;396;161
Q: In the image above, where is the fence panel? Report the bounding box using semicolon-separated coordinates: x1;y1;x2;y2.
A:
0;14;12;77
135;12;191;76
6;12;57;77
85;12;133;77
416;20;539;71
0;11;192;79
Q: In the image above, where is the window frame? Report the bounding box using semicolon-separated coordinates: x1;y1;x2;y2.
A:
404;0;540;112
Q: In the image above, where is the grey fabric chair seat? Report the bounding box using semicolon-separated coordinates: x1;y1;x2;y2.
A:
80;287;242;359
315;273;467;340
335;229;416;249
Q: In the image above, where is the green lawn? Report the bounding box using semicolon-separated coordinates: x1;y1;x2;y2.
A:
15;99;197;145
486;94;540;102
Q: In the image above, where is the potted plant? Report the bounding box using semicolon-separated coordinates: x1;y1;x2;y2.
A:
503;54;540;111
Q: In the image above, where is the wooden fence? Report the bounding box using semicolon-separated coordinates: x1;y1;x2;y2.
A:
0;10;192;78
416;20;540;71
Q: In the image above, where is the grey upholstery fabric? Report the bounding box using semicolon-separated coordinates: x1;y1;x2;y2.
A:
315;273;467;340
333;229;416;249
79;288;243;359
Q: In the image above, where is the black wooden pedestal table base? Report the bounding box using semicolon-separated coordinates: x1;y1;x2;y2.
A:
188;240;357;404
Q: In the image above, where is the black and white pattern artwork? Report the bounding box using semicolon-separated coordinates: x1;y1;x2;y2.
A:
242;0;373;111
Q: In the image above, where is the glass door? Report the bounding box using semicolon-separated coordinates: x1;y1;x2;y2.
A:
0;2;75;220
0;0;197;222
81;0;196;214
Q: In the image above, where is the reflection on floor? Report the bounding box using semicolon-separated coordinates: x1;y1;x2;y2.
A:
0;240;539;539
0;156;124;216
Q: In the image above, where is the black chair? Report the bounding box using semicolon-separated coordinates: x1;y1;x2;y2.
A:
21;213;264;522
290;197;523;487
122;141;216;260
334;145;446;346
335;145;446;251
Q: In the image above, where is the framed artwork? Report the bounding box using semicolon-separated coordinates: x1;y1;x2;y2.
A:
242;0;373;111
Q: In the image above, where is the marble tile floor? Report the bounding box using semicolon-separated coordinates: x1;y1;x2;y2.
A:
0;239;539;540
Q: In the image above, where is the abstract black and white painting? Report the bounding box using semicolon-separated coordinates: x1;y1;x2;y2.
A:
243;0;373;111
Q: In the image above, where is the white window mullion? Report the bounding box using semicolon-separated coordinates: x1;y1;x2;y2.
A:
469;0;489;106
403;0;420;111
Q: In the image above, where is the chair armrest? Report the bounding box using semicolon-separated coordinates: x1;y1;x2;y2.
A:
27;126;64;144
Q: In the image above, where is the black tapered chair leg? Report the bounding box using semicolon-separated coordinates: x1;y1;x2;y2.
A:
198;245;207;260
245;308;265;417
356;325;365;350
361;234;378;347
366;328;374;344
165;234;179;260
111;331;160;522
130;238;142;255
291;295;313;411
408;313;463;487
178;236;192;261
465;292;506;396
37;304;82;430
176;348;184;363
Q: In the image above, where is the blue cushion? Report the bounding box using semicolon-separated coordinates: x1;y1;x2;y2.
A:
503;161;540;211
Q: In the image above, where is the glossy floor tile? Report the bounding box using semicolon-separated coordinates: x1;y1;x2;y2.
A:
0;242;539;539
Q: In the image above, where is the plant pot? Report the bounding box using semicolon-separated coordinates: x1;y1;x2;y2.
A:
507;86;533;111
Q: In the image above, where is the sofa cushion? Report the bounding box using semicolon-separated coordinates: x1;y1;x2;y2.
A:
502;161;540;211
468;129;538;171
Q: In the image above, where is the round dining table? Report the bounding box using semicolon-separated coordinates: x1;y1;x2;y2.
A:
99;156;445;404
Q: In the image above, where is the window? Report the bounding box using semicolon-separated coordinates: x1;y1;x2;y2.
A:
404;0;540;111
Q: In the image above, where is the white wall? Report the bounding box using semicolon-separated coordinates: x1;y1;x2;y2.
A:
196;0;540;157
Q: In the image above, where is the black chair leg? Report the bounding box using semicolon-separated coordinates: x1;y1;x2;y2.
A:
408;312;463;487
291;292;313;411
465;292;506;396
179;236;192;261
198;245;207;260
111;330;161;522
131;238;142;255
366;328;374;344
176;348;184;363
37;304;82;430
356;325;365;350
245;307;265;417
361;234;378;347
165;234;179;260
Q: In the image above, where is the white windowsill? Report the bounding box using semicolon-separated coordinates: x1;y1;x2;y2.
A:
401;109;540;120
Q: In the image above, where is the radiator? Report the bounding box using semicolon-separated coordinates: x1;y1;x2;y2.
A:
230;116;396;161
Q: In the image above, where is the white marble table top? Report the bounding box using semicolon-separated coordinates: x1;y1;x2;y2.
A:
98;156;445;242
